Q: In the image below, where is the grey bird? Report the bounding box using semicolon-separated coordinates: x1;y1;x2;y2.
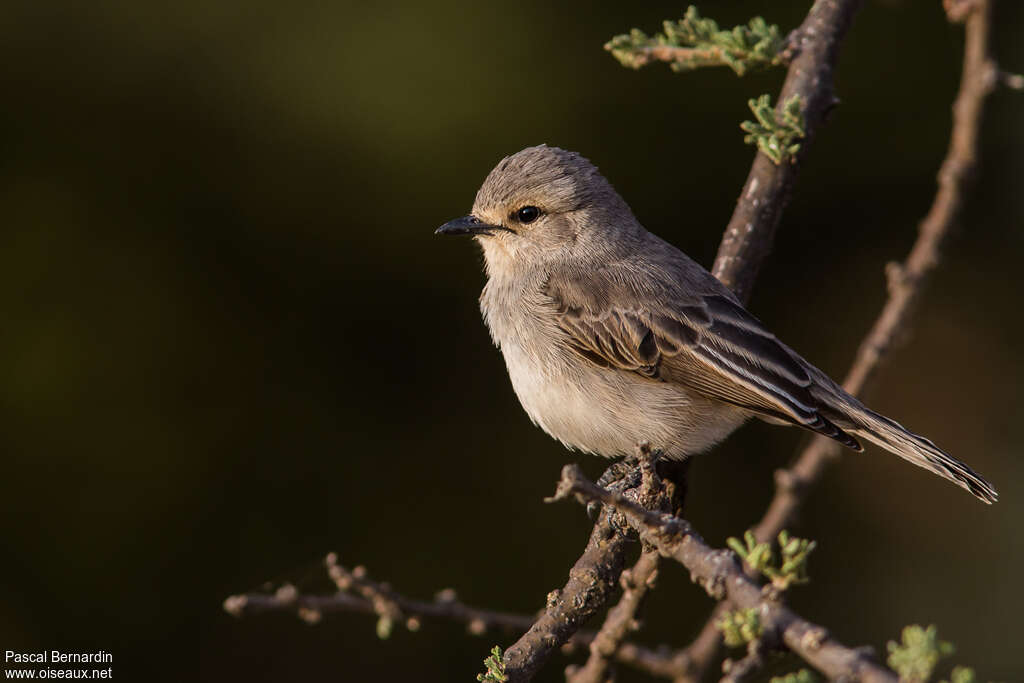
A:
436;145;997;504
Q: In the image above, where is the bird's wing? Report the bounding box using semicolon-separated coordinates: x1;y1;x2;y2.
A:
543;268;862;450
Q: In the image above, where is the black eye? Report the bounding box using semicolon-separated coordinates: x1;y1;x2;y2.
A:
515;206;541;224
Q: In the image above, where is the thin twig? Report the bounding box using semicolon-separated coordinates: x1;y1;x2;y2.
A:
625;45;747;70
719;642;765;683
224;564;538;634
549;465;898;683
224;556;694;679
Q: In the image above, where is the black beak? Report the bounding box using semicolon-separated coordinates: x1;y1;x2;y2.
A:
435;215;509;236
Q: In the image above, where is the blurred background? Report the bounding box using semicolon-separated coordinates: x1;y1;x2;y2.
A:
1;0;1021;680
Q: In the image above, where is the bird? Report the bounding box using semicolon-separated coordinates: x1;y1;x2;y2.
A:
435;145;997;504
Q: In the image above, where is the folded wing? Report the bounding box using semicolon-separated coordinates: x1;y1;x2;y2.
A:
545;274;862;451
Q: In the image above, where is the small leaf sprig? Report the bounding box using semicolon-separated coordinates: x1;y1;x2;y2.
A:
477;645;507;682
741;94;807;165
887;625;954;682
716;607;763;647
727;529;816;589
605;5;787;76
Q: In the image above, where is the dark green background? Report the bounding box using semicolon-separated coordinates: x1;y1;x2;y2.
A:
1;1;1021;681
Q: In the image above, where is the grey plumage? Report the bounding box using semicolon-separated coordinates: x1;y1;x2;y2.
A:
437;145;998;504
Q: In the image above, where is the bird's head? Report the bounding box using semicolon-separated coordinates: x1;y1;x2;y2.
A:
436;145;639;274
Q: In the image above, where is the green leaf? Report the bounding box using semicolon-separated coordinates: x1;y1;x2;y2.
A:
726;528;815;588
477;646;507;683
740;95;806;165
716;607;763;647
605;5;787;76
887;625;955;682
770;670;818;683
940;667;979;683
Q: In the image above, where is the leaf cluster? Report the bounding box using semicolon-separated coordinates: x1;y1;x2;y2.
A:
477;646;507;683
605;5;786;76
740;94;806;165
887;625;985;683
727;529;815;589
716;607;763;647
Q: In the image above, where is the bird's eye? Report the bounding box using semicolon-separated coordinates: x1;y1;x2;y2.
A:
515;206;541;224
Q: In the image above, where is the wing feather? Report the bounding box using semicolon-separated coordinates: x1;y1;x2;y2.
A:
544;273;862;451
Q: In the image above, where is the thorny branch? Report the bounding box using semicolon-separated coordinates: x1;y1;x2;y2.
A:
681;0;1010;679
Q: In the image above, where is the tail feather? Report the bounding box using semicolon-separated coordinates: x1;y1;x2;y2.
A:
850;409;998;504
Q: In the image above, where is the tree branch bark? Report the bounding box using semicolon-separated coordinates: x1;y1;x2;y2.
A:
503;445;670;682
549;464;898;683
712;0;864;303
565;550;660;683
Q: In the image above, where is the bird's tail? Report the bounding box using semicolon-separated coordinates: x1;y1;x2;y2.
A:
847;407;998;504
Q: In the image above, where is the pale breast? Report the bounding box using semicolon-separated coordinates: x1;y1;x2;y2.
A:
482;279;747;458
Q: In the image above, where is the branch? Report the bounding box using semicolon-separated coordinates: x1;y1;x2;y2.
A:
503;445;670;682
605;8;788;77
712;0;864;303
757;0;1000;544
224;556;695;680
671;3;1007;679
565;550;660;683
719;642;765;683
681;1;1008;677
500;507;632;682
224;560;538;634
549;465;898;683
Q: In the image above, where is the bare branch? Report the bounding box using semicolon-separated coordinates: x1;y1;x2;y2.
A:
719;642;765;683
565;550;660;683
224;563;538;634
712;0;864;303
224;556;696;680
550;464;898;683
500;508;633;682
503;444;670;682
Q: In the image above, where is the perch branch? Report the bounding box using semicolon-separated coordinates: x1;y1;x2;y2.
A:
500;507;633;682
549;465;898;683
502;444;670;682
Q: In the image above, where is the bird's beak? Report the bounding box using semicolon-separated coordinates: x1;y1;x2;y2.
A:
435;215;506;236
